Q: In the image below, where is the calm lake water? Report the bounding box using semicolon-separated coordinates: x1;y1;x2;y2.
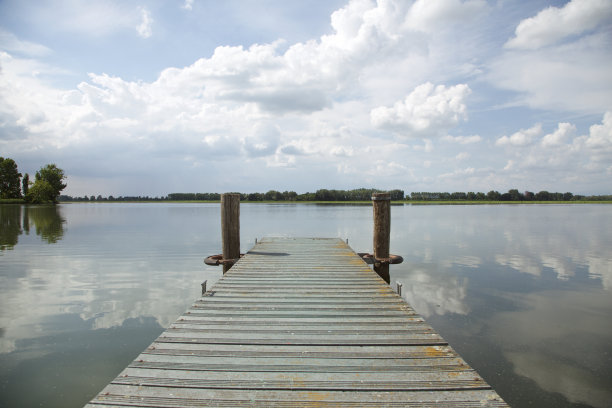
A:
0;203;611;408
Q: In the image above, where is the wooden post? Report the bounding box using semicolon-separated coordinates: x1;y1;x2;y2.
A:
372;192;391;283
221;193;240;273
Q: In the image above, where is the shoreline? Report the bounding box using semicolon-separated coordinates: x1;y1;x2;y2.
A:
4;200;611;205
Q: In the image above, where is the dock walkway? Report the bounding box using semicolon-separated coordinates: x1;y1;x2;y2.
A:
86;237;508;407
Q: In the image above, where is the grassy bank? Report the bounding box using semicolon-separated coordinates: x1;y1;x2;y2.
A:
0;199;25;204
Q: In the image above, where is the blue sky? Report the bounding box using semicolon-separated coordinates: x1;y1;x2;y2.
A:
1;0;611;196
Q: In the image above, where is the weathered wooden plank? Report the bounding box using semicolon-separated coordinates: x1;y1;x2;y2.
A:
170;322;430;331
161;328;441;338
87;386;508;407
181;312;414;318
205;293;399;299
142;343;454;359
154;337;448;346
85;237;508;407
126;362;472;375
166;326;435;336
111;369;489;391
129;353;466;368
192;298;405;305
179;316;423;324
189;305;411;312
210;284;392;289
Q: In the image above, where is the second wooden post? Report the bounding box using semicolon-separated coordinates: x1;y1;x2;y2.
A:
221;193;240;274
372;192;391;283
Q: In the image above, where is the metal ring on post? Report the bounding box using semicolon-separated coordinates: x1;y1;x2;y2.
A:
357;253;403;265
204;254;244;267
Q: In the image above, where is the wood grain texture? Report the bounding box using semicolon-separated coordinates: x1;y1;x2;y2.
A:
372;192;391;283
220;193;240;273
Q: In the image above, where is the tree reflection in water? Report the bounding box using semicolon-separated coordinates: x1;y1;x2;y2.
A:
0;205;65;250
0;205;21;250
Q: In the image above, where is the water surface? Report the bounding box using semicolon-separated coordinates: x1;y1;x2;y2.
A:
0;203;610;407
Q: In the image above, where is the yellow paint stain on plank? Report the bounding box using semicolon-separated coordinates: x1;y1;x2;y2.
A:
424;346;448;357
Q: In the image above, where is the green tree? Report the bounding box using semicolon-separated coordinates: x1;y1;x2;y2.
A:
26;180;56;204
22;173;29;197
315;189;333;201
487;190;501;200
389;189;404;200
282;191;298;201
35;164;66;203
0;157;22;199
264;190;282;201
508;189;523;201
247;192;263;201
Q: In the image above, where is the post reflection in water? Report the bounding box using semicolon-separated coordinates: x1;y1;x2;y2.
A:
0;203;610;408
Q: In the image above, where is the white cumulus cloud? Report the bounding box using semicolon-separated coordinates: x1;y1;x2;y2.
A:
489;0;612;114
583;111;612;149
496;123;543;147
493;112;612;191
542;122;576;147
370;82;471;138
505;0;612;50
405;0;488;33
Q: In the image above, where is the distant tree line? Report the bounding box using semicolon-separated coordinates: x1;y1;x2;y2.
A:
409;189;610;201
167;193;222;201
169;189;406;201
0;157;66;204
56;188;612;203
59;189;405;202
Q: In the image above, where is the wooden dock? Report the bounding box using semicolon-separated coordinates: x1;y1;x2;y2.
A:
86;237;508;407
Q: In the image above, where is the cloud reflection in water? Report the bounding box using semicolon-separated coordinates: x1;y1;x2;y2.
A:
400;265;469;317
391;204;612;408
492;290;612;407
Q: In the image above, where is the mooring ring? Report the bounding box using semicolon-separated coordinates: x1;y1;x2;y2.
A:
358;253;403;265
204;254;244;266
